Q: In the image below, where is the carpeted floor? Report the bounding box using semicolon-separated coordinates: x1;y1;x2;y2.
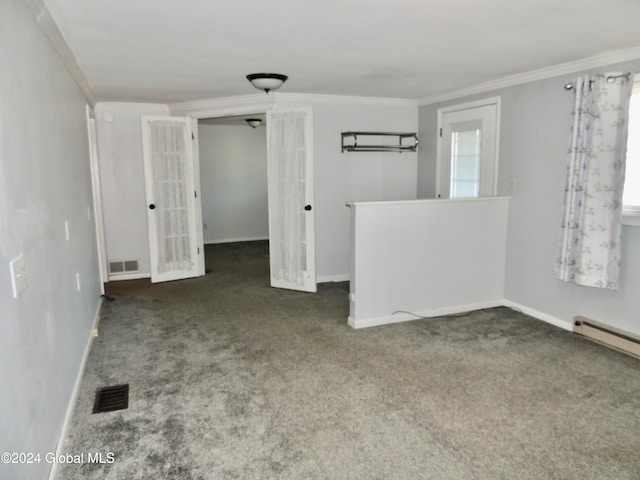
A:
56;241;640;479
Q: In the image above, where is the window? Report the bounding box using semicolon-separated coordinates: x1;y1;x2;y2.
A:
450;127;481;197
623;75;640;226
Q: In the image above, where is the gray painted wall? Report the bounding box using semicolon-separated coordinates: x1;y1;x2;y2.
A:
94;103;170;279
274;99;419;281
418;59;640;334
198;124;269;244
0;1;102;478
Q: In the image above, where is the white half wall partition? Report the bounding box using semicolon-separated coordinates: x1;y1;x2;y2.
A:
348;197;509;328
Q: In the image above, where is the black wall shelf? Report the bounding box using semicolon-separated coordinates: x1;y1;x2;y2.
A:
341;131;418;153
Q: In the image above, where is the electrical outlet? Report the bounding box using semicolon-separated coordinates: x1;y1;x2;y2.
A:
10;254;28;298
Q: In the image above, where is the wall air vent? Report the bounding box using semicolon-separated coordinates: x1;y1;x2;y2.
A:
108;260;139;274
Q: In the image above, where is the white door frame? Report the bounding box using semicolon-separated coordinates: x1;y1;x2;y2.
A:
188;103;272;265
191;118;205;276
435;96;501;198
184;100;317;293
85;105;108;291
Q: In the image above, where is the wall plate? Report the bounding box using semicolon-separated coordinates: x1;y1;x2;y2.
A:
10;254;27;298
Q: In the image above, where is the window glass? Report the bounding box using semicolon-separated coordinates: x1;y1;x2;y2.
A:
623;77;640;211
450;129;481;198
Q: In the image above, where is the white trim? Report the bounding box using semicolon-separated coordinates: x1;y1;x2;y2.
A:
351;195;511;208
170;92;417;117
317;273;350;283
348;300;503;329
169;94;274;117
436;96;502;115
85;107;108;290
501;300;574;332
191;118;206;277
622;206;640;227
204;236;269;244
23;0;96;105
274;92;418;107
622;213;640;227
348;298;575;331
108;272;151;281
48;297;102;480
418;45;640;106
94;101;170;112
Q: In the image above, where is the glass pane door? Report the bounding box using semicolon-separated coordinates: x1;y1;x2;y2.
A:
451;125;482;198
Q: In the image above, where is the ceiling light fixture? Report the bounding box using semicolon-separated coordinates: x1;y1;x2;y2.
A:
246;73;288;94
246;118;262;128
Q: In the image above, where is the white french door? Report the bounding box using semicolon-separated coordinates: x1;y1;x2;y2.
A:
437;99;500;198
141;116;204;283
266;107;316;292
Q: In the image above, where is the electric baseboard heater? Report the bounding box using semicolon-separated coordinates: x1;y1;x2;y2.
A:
341;132;418;153
574;316;640;359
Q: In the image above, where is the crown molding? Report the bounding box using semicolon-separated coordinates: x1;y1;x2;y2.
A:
418;45;640;106
94;102;170;112
169;92;417;118
22;0;96;105
169;94;274;117
274;92;417;107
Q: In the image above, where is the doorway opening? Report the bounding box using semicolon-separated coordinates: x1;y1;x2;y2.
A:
196;107;316;292
197;113;269;275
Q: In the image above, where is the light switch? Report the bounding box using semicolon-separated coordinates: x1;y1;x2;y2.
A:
10;254;27;298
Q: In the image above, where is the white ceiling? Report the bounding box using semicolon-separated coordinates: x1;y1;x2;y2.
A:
43;0;640;104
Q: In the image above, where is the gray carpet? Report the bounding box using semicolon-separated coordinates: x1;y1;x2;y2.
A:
57;241;640;479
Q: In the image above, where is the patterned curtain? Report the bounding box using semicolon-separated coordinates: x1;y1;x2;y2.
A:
555;73;633;290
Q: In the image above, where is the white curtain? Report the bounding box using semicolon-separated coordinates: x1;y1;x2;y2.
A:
268;111;308;286
149;121;192;273
555;73;633;290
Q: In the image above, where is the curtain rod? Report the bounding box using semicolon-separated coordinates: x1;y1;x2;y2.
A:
564;73;631;91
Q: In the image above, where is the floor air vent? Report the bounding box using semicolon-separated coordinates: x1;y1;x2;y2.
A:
93;384;129;414
108;260;139;275
574;316;640;359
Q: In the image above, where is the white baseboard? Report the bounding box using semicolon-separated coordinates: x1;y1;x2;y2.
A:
108;272;151;281
348;300;503;329
347;299;575;331
48;297;103;480
501;299;574;332
204;236;268;245
317;274;350;283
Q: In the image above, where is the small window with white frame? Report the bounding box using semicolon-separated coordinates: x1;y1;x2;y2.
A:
623;74;640;225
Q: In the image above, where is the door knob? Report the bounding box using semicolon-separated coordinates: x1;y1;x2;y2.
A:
149;204;156;210
304;205;312;211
